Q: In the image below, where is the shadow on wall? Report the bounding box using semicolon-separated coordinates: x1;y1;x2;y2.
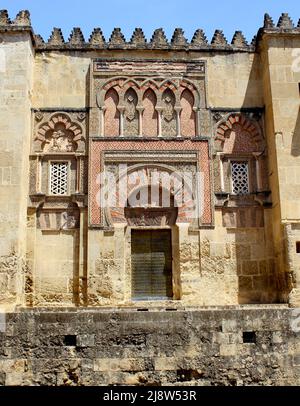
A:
233;227;278;304
233;52;284;303
291;110;300;157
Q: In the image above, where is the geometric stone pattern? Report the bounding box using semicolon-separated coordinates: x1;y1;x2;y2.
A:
50;162;68;195
214;113;264;154
231;161;249;195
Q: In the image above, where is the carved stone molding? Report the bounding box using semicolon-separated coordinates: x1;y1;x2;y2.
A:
125;207;178;226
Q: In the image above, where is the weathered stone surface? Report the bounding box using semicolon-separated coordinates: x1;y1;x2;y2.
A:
150;28;168;48
108;28;126;47
171;28;188;47
0;308;298;386
231;31;248;47
89;28;105;46
69;27;85;45
277;13;294;28
48;28;64;45
211;30;228;46
130;28;146;47
264;13;274;29
190;29;208;47
0;9;300;387
0;10;10;25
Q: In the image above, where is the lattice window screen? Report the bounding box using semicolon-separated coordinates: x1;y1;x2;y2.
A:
231;161;249;195
50;162;68;195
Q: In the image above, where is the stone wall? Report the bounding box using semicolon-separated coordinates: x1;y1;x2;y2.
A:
33;230;79;306
1;10;300;309
33;51;262;110
0;307;298;386
0;30;33;308
261;32;300;306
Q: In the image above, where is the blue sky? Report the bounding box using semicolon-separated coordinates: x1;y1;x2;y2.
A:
1;0;299;43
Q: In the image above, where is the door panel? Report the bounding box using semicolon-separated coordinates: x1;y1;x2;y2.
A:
131;229;173;300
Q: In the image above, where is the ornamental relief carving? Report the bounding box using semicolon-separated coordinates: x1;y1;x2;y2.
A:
123;88;139;136
44;129;75;152
33;112;87;154
125;207;178;226
161;89;176;136
162;90;175;122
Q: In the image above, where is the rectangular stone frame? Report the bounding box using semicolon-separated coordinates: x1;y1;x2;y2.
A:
89;139;212;227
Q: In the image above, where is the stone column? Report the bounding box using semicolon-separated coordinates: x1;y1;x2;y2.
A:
194;107;201;136
37;155;42;193
137;106;144;137
99;107;106;137
175;107;182;137
156;107;163;137
253;153;262;191
118;107;125;137
219;154;224;192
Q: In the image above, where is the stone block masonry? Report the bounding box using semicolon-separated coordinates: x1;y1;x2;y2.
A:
1;9;300;386
0;307;298;386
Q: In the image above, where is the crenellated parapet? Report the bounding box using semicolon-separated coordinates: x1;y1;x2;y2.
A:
0;9;31;29
257;12;300;39
1;10;300;52
37;25;254;52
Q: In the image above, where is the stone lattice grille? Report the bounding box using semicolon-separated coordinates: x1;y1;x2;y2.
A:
50;162;68;195
231;161;249;195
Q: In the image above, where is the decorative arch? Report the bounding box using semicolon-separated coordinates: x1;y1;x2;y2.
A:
104;87;120;136
180;79;200;107
142;88;158;136
123;87;139;136
159;79;178;92
102;76;127;91
103;163;196;227
215;113;265;153
180;88;196;137
97;77;126;109
140;78;159;91
123;78;141;90
35;113;84;152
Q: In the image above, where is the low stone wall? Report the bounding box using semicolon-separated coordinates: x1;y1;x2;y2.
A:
0;306;299;386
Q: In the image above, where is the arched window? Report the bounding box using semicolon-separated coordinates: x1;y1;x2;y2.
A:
104;88;119;136
180;89;196;137
142;89;158;136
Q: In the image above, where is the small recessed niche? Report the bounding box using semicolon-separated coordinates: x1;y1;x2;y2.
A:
298;83;300;95
296;242;300;254
64;335;77;346
243;331;256;344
